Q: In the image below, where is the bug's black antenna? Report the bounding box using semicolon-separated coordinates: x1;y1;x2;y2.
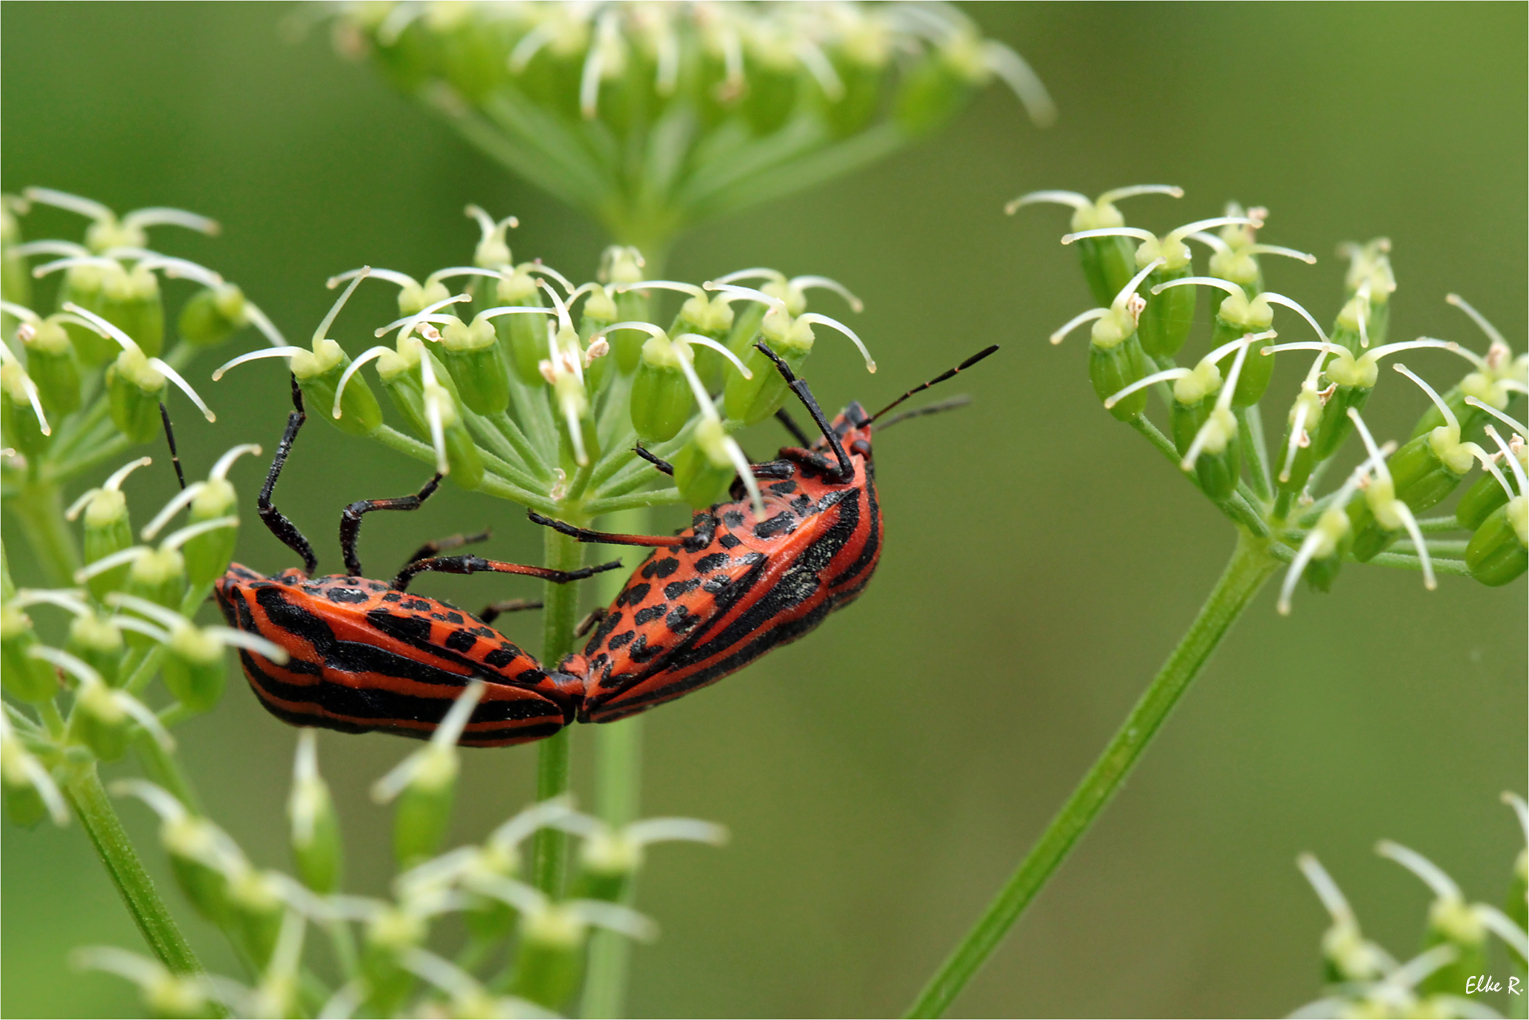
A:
751;341;853;481
256;374;319;575
159;403;186;491
873;395;973;432
774;407;814;447
869;345;1000;424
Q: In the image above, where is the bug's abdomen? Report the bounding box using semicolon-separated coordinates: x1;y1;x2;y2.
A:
579;476;883;723
216;568;572;747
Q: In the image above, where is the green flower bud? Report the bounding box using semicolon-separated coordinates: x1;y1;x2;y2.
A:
723;319;810;425
462;845;519;944
1088;319;1149;422
1;605;61;702
160;626;224;712
669;293;735;387
292;338;383;437
100;262;165;358
362;907;424;1017
58;263;116;366
894;35;981;137
1;735;52;828
827;34;890;137
1275;387;1325;496
67;612;125;688
601;248;649;372
177;283;247;347
392;745;458;868
1340;238;1394;348
125;548;187;617
630;336;693;444
439;315;510;415
494;267;550;384
1137;263;1196;361
106;348;168;443
1209;294;1275;407
1466;498;1527;587
1456;461;1519;532
674;418;736;508
71;679;132;761
578;286;618;392
1;199;29;311
162;815;236;927
1;363;51;457
182;481;240;587
82;489;136;601
288;732;342;894
1170;395;1212;458
1312;384;1371;462
20;317;81;416
740;46;798;136
227;868;285;969
572;834;638;904
510;905;585;1009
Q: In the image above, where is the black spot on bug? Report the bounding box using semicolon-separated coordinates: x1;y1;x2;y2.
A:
791;495;813;515
666;605;700;633
620;582;651;606
768;480;798;495
515;668;544;685
722;510;744;528
665;578;700;600
484;647;519;668
382;592;402;602
634;604;667;625
607;630;635;650
754;513;795;539
326;586;370;604
430;612;450;622
703;575;732;594
641;557;680;579
443;612;464;625
694;553;728;573
444;630;477;653
470;626;496;638
367;581;387;592
628;635;665;663
718;533;741;549
402;598;434;612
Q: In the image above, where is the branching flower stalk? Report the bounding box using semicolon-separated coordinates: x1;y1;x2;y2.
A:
905;187;1526;1018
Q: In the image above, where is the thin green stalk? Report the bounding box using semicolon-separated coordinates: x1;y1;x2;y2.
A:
1239;404;1272;502
904;531;1279;1018
581;509;649;1020
532;525;583;897
64;761;207;976
1368;552;1470;576
9;478;82;586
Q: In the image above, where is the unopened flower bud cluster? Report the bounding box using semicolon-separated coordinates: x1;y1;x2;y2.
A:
1290;794;1527;1018
78;712;724;1018
1016;185;1528;612
331;1;1053;242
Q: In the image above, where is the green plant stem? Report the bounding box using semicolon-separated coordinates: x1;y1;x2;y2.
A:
581;509;649;1020
1238;405;1272;502
64;761;207;976
9;478;81;586
904;531;1279;1018
532;525;583;898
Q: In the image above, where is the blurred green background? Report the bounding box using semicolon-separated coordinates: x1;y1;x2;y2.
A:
3;3;1525;1017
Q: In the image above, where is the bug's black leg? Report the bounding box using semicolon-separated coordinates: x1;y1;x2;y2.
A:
400;529;490;571
393;554;624;592
574;606;607;638
774;407;814;448
160;403;186;491
526;509;687;548
632;444;675;476
339;474;443;577
752;342;853;481
479;598;544;624
257;375;319;576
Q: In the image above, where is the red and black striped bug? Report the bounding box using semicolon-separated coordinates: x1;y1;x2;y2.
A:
215;377;621;746
532;341;999;724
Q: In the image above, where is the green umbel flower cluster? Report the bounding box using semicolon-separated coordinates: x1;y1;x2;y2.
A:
1015;186;1528;612
213;204;873;527
1290;794;1527;1018
331;1;1052;248
72;721;722;1018
1;188;285;584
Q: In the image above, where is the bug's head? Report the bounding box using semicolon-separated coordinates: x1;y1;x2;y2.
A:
823;401;875;460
